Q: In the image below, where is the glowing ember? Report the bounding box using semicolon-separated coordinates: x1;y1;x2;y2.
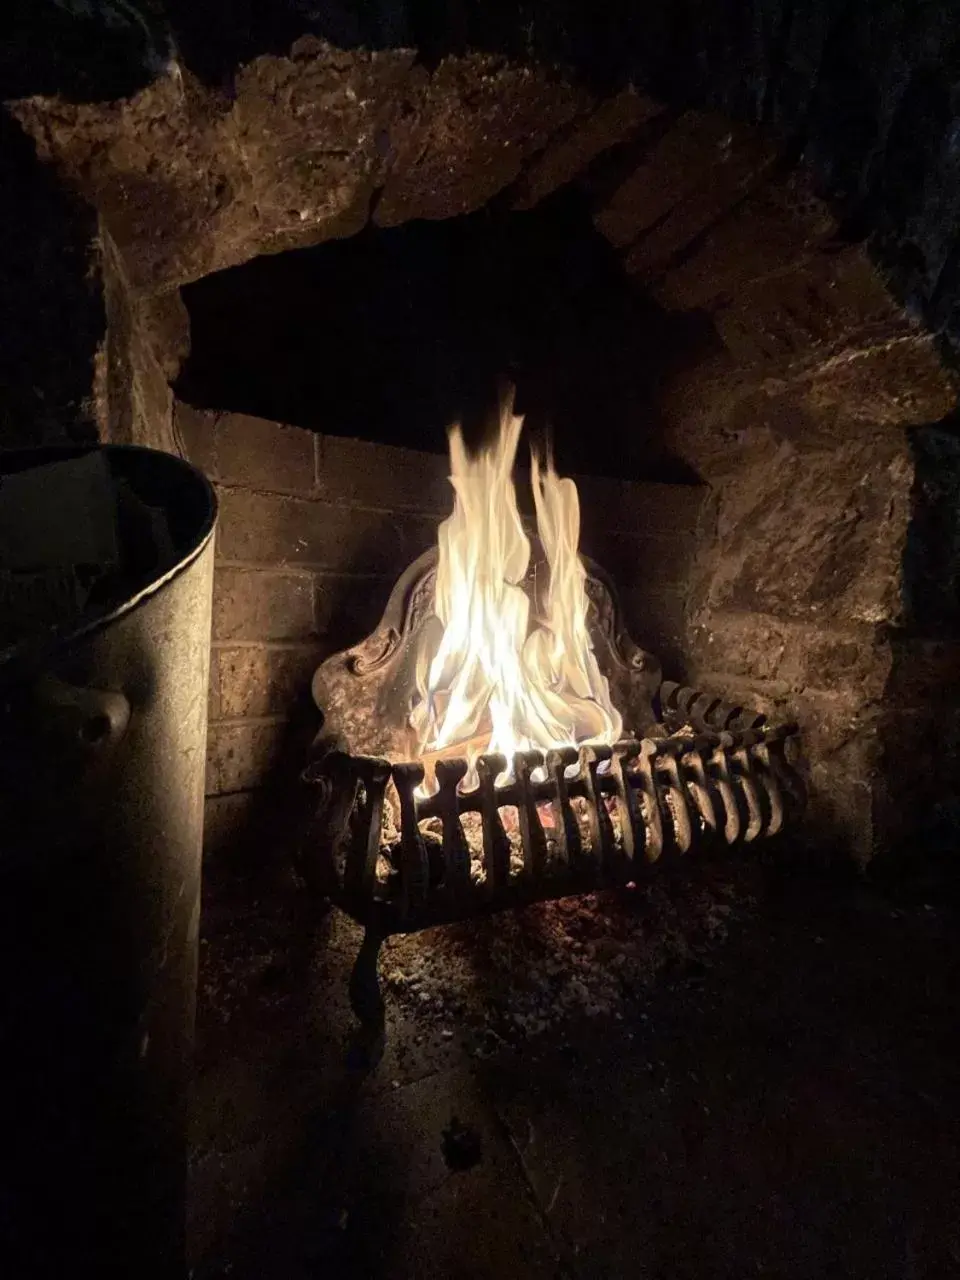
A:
410;391;623;783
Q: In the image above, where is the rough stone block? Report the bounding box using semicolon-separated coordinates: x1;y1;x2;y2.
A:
700;436;913;627
683;667;925;863
795;628;893;701
688;611;793;687
205;719;289;795
789;693;885;797
216;644;324;719
316;435;450;514
710;247;905;374
624;136;777;284
127;322;177;451
800;334;958;429
15;77;235;291
101;231;178;451
787;696;960;864
213;566;316;642
177;401;217;478
374;57;586;227
136;288;190;382
16;47;423;292
15;46;584;290
513;88;662;211
594;112;759;250
655;351;767;482
691;680;883;861
177;403;316;495
716;384;858;461
688;609;893;701
652;171;838;311
230;44;414;255
216;486;437;575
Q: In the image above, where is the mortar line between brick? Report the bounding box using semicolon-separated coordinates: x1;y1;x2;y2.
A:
211;639;327;651
215;481;699;533
215;478;449;519
698;613;883;639
218;560;416;574
207;714;290;728
215;540;685;576
214;558;393;580
692;671;869;703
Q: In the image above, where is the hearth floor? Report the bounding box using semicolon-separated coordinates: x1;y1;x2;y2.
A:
190;859;960;1279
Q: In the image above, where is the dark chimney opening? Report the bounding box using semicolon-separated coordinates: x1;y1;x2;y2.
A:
176;188;708;483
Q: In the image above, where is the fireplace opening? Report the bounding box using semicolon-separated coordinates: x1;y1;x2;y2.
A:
7;12;960;1275
303;382;804;973
175;187;708;483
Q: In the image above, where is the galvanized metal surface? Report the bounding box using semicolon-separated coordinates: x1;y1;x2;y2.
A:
0;445;216;1280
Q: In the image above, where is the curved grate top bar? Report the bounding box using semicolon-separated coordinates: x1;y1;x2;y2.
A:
301;690;804;937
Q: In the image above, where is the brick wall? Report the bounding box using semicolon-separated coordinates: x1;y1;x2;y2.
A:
174;402;705;843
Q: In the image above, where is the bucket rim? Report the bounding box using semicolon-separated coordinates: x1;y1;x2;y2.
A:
0;443;218;677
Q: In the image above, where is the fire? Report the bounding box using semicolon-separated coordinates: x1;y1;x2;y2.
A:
411;392;622;781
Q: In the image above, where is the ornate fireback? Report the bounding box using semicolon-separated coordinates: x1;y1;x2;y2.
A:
311;547;662;761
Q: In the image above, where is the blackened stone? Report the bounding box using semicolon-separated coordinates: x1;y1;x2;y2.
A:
372;57;586;227
0;0;167;102
441;1115;483;1172
0;110;103;446
903;424;960;632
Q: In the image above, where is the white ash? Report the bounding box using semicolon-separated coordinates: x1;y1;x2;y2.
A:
196;898;288;1029
380;794;640;887
379;865;756;1047
348;727;716;890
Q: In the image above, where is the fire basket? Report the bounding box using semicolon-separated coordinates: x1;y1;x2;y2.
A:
300;399;805;1029
302;545;804;1027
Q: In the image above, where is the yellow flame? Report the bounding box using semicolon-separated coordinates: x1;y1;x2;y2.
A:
411;393;622;780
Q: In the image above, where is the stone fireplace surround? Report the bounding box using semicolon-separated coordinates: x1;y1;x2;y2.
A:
6;18;960;873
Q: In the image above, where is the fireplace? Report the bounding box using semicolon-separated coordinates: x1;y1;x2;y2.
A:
6;10;960;1274
7;16;959;890
287;390;803;1025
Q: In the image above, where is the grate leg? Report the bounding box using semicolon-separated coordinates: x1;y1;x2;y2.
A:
348;927;386;1029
